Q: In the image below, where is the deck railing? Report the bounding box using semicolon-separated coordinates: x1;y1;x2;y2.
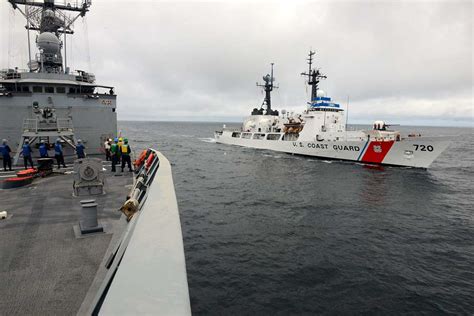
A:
22;118;74;133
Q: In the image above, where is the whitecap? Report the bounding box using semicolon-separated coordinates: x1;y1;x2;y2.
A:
199;138;217;143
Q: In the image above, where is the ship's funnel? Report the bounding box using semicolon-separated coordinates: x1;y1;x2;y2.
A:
37;32;60;54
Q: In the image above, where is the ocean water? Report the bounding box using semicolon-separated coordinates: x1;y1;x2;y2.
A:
121;121;473;314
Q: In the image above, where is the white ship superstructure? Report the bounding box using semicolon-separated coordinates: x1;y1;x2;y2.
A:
215;52;450;168
0;0;117;159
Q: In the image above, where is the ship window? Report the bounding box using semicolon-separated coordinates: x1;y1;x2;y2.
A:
267;133;281;140
69;87;76;93
241;133;252;139
45;87;54;93
282;134;299;141
33;86;43;93
56;87;66;93
22;86;30;92
231;132;241;138
253;133;266;140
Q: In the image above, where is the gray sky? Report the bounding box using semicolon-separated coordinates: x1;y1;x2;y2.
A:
1;0;472;126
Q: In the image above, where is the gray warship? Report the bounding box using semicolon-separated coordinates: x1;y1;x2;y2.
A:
1;0;116;159
0;1;190;315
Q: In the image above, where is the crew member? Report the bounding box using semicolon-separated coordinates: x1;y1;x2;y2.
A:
76;140;86;159
104;138;111;161
54;139;67;169
121;138;132;172
0;139;12;171
110;138;119;172
39;140;49;158
22;139;34;169
117;137;124;163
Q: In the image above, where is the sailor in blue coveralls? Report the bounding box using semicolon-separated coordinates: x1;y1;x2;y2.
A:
76;139;86;159
39;140;49;158
22;139;34;169
1;139;12;171
54;139;67;169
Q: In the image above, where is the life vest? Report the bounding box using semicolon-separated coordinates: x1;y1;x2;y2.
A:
110;143;118;154
76;144;85;155
22;144;31;156
121;144;129;154
39;144;48;156
54;143;62;154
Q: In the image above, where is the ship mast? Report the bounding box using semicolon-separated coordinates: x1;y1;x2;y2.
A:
8;0;91;73
301;50;326;102
254;63;279;116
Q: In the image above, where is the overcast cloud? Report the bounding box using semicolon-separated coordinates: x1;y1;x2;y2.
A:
1;0;472;126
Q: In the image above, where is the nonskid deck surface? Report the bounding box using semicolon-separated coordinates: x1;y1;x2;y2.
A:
0;162;133;315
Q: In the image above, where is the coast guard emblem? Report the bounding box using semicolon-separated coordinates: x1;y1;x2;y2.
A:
373;145;382;153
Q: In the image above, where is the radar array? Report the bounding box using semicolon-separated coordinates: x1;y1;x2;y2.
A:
301;50;327;102
8;0;91;73
253;63;279;116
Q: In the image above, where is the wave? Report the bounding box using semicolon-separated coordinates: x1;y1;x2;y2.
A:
199;137;216;143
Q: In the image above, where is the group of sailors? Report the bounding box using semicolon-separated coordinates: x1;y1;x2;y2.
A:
0;138;91;171
103;137;133;172
0;137;133;172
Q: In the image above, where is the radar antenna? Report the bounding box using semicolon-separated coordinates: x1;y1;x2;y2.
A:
8;0;92;73
254;63;279;116
300;50;327;102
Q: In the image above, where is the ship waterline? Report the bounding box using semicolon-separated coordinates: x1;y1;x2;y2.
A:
215;129;450;168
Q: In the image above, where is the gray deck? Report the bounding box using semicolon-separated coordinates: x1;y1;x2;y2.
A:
0;162;133;315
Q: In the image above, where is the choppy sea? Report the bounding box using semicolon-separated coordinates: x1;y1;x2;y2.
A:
121;121;473;314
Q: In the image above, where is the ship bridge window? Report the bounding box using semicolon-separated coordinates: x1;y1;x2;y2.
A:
231;132;241;138
32;86;43;93
45;87;54;93
22;86;30;92
267;133;281;140
253;133;266;140
69;87;76;94
242;133;252;139
56;87;66;93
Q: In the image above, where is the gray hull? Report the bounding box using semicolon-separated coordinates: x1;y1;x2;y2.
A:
0;91;117;155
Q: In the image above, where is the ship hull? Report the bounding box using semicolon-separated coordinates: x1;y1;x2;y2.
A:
0;93;117;156
215;131;450;168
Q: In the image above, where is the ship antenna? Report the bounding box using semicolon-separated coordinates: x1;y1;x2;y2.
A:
256;62;279;115
8;0;92;73
300;50;327;102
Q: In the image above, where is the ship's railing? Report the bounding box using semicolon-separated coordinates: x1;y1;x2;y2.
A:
0;69;23;80
22;119;38;133
22;118;74;133
56;118;74;131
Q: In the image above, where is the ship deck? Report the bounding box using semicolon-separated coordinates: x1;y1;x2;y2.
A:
0;159;133;315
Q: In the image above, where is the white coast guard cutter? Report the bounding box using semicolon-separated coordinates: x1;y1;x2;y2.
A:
215;52;450;168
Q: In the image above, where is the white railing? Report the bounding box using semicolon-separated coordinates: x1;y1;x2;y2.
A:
22;118;74;133
22;119;38;132
56;118;74;131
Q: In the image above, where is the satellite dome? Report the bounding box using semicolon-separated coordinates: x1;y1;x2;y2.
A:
316;90;326;97
43;9;55;18
37;32;60;54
